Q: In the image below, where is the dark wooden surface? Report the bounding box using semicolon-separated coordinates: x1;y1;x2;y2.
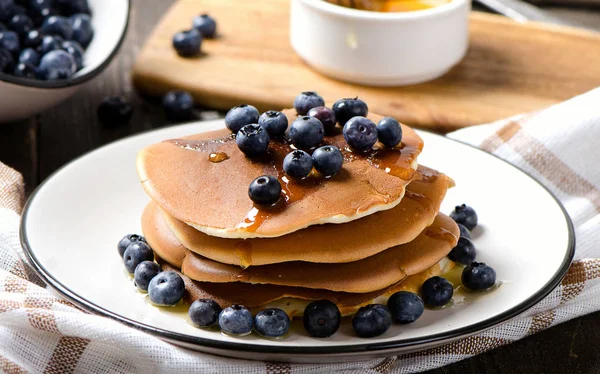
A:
1;0;599;372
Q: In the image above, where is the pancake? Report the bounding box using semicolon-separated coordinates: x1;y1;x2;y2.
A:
147;166;453;267
137;109;424;239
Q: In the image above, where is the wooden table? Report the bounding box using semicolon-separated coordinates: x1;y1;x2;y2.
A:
1;0;598;372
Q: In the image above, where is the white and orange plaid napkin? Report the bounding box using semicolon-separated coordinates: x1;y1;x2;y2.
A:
2;88;600;373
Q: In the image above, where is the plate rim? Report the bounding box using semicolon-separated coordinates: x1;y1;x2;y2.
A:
19;121;576;356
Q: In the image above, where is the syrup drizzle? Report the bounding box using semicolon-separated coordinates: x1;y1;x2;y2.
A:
209;152;229;163
233;241;253;268
425;226;458;246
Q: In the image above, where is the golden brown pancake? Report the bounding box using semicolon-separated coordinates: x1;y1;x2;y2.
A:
137;109;424;239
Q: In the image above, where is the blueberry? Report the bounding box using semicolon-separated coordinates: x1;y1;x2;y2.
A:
258;110;288;137
19;47;39;65
307;106;336;133
37;35;63;55
0;0;14;23
254;308;291;337
462;262;496;290
248;175;281;205
450;204;478;230
28;3;54;27
225;104;260;133
172;28;202;57
8;14;32;39
41;15;73;40
303;299;341;338
23;29;43;48
148;271;185;306
12;61;35;78
117;234;147;257
387;291;424;324
0;22;4;31
133;261;160;292
192;14;217;38
97;96;134;126
37;49;75;79
352;304;392;338
162;90;194;121
288;116;324;149
189;299;222;327
377;117;403;148
343;116;378;151
421;276;453;307
333;97;368;126
448;236;476;265
61;40;83;70
0;47;14;72
236;124;270;157
55;0;91;16
294;91;325;115
218;304;253;335
123;241;154;274
0;30;19;55
283;150;313;179
457;223;471;239
312;145;343;177
69;14;93;48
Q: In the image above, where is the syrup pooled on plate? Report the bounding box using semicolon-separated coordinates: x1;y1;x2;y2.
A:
326;0;451;12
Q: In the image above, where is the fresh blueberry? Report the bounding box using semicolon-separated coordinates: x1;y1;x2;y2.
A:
0;0;14;23
97;96;134;126
288;116;324;149
0;30;19;55
450;204;478;230
172;28;202;57
248;175;281;205
37;49;76;80
0;47;13;72
133;261;160;292
56;0;91;16
41;15;73;40
254;308;291;337
0;22;5;31
218;304;253;335
387;291;424;324
421;276;453;307
148;271;185;306
69;13;93;48
462;262;496;291
343;116;378;151
189;299;222;327
37;35;63;55
312;145;343;177
307;106;336;133
23;29;43;48
236;124;270;157
27;0;53;14
8;14;33;39
294;91;325;115
377;117;403;148
448;237;476;265
457;223;471;239
352;304;392;338
258;110;288;137
117;234;147;257
19;47;39;65
162;90;194;121
283;150;313;179
28;3;54;27
122;241;154;274
333;97;368;126
303;299;341;338
192;14;217;38
12;61;35;78
225;104;260;133
61;40;83;70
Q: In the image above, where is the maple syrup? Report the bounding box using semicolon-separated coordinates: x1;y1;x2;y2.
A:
326;0;451;12
209;152;229;163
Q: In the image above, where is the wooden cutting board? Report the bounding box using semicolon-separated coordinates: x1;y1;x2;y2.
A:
132;0;600;132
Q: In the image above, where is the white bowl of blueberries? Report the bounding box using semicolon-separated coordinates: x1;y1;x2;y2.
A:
0;0;129;123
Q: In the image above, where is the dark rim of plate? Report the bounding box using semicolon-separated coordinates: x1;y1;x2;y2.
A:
19;126;576;356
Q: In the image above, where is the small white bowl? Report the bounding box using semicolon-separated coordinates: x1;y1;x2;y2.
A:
290;0;470;86
0;0;130;123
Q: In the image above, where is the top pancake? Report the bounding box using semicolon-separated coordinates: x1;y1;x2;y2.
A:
137;109;423;239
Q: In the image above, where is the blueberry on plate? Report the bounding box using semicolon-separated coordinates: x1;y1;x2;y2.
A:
0;47;13;72
172;28;202;57
450;204;478;230
332;97;368;126
352;304;392;338
0;30;19;55
421;276;453;307
37;35;63;55
307;106;336;133
343;116;378;151
19;48;39;66
258;110;288;137
189;299;222;328
462;262;496;291
192;14;217;38
117;234;147;257
70;13;93;48
8;14;33;39
236;124;270;157
41;15;73;40
61;40;84;70
303;299;341;338
448;236;476;265
162;90;194;121
254;308;291;337
312;145;343;177
225;104;260;133
0;0;14;23
283;150;313;179
219;304;253;335
457;223;471;239
289;116;324;149
133;261;160;292
12;62;36;78
387;291;425;324
294;91;325;115
248;175;281;205
377;117;403;148
23;29;44;49
37;49;76;80
148;271;185;306
97;96;134;126
123;241;154;274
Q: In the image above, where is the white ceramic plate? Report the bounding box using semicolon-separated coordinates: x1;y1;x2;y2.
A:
21;121;574;363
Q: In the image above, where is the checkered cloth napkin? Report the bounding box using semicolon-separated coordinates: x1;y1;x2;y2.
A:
2;88;600;373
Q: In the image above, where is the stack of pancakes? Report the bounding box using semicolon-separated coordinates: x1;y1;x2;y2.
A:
137;109;459;317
